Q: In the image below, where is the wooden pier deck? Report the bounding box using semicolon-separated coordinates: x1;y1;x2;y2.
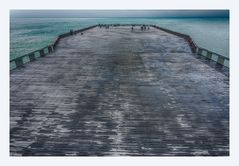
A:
10;26;229;156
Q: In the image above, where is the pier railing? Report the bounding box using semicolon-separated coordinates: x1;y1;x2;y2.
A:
10;45;54;70
10;24;229;70
151;25;229;68
196;47;229;67
10;25;97;70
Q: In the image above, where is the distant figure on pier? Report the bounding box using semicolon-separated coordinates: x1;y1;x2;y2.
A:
141;25;146;31
148;26;150;30
143;25;146;31
131;26;134;31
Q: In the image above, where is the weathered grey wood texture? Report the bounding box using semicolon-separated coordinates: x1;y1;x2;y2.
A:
10;26;229;156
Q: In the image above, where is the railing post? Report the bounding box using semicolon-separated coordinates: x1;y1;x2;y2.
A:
206;51;212;59
217;56;225;66
187;38;196;53
39;49;45;57
70;30;74;35
28;53;36;62
53;37;60;49
15;57;24;67
198;48;203;55
192;45;196;53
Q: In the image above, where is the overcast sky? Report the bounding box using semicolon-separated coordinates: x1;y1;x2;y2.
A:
10;10;229;18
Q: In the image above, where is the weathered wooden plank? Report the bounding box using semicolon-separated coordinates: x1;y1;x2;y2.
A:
10;26;229;156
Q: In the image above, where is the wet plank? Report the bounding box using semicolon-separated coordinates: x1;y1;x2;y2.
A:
10;26;229;156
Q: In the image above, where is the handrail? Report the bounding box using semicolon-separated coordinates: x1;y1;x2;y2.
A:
151;25;229;68
10;45;54;70
10;24;229;70
10;25;97;70
196;47;229;68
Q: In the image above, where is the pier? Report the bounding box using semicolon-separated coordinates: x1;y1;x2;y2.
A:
10;25;229;156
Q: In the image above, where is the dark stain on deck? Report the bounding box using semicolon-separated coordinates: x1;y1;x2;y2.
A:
10;26;229;156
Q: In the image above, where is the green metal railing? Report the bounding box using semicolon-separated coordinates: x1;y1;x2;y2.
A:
10;45;54;70
196;47;229;68
10;24;229;70
151;25;229;68
10;25;97;70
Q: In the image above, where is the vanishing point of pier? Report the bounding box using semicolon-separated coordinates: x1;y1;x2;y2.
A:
10;25;229;156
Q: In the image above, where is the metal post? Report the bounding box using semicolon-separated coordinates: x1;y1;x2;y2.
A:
206;51;212;60
15;57;24;67
198;48;203;56
29;53;36;62
39;49;45;57
217;56;225;66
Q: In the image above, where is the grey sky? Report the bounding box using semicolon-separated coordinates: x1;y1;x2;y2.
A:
10;10;229;18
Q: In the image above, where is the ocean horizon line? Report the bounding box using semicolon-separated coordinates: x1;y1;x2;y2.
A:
11;16;229;19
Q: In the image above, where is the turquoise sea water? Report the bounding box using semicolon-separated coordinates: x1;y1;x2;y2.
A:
10;17;229;60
